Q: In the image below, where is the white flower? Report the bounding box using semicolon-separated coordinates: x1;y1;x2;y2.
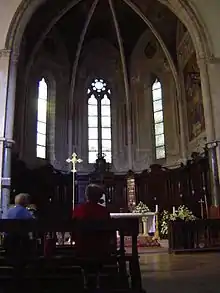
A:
133;201;151;214
160;206;196;236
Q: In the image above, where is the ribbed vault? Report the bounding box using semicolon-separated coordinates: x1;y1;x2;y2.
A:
22;0;180;69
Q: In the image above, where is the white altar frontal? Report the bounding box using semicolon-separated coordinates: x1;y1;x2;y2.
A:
110;212;157;237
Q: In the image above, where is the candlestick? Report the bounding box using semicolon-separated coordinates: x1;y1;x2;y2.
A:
172;206;176;214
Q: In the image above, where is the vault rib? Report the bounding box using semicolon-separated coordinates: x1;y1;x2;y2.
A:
108;0;133;170
25;0;85;81
68;0;99;156
123;0;187;160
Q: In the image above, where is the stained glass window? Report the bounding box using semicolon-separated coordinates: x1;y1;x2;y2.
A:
88;79;112;163
36;78;47;158
152;79;166;159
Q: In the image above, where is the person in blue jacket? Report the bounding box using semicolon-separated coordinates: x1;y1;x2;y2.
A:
7;193;33;219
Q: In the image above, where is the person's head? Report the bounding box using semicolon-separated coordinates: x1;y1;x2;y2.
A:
14;193;30;207
85;184;104;204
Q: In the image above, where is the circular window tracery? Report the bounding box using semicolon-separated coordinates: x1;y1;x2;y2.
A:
91;79;108;93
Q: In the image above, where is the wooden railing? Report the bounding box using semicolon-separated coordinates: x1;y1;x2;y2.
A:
168;219;220;253
10;152;211;217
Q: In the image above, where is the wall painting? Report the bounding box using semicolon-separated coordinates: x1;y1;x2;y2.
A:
184;53;205;141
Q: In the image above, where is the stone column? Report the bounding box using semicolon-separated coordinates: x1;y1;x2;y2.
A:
197;58;220;218
204;59;220;217
177;70;188;160
1;139;14;218
206;141;220;218
0;51;18;218
197;57;215;142
0;50;11;217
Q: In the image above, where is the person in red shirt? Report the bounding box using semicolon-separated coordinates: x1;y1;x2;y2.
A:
73;184;116;289
72;183;113;257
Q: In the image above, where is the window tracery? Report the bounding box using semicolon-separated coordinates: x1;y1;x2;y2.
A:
152;79;166;159
88;78;112;163
36;78;48;159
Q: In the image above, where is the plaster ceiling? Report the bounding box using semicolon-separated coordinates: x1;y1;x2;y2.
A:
22;0;182;68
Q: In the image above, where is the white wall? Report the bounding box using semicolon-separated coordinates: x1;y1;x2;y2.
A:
0;0;21;49
189;0;220;58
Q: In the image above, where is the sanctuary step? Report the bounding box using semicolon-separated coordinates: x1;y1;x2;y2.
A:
117;235;160;248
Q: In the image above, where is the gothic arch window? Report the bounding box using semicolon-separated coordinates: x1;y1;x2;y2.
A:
87;78;112;163
152;78;166;159
36;76;56;161
37;78;47;158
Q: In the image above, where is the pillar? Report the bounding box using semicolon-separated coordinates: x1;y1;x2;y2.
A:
206;141;220;218
197;57;215;142
0;50;10;217
177;69;188;161
0;50;17;218
204;60;220;218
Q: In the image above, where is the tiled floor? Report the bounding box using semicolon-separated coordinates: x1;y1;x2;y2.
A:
140;250;220;293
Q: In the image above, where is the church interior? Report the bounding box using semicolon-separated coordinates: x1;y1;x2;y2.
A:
0;0;220;292
10;0;209;216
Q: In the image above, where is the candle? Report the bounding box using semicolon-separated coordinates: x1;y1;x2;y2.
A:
173;206;176;214
155;204;158;213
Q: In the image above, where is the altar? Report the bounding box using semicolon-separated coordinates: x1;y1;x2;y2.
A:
110;212;156;234
110;212;160;248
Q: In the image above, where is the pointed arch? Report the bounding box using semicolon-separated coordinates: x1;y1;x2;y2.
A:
152;78;165;159
36;74;56;162
36;78;47;158
87;78;112;163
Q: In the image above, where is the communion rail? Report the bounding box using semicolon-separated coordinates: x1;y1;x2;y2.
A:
168;219;220;253
0;218;144;293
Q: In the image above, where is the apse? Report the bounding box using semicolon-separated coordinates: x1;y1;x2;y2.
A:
13;0;205;173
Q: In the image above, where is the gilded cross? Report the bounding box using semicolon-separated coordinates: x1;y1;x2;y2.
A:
66;152;83;173
66;152;83;210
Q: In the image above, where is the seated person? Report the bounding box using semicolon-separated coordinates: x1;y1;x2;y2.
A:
73;184;114;258
4;193;34;270
7;193;33;219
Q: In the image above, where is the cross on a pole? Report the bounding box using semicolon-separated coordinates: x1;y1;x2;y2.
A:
198;198;204;219
66;153;83;210
66;152;83;173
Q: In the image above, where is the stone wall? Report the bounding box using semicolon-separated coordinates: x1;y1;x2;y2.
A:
176;22;206;155
130;29;181;169
14;29;70;170
14;30;183;172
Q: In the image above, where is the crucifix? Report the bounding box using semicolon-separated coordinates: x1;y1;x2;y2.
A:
66;153;83;210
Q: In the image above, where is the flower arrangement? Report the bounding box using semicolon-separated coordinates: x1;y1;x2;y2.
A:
133;201;151;221
133;201;151;214
160;205;196;236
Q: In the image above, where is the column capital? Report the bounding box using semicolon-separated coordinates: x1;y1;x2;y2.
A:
206;140;220;149
196;55;220;64
0;137;15;148
0;49;11;59
10;51;19;64
0;49;19;63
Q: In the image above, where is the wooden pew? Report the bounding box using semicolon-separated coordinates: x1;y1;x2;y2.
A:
0;218;144;292
168;219;220;253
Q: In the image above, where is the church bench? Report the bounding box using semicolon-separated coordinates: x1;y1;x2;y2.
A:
169;219;220;253
0;218;143;292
